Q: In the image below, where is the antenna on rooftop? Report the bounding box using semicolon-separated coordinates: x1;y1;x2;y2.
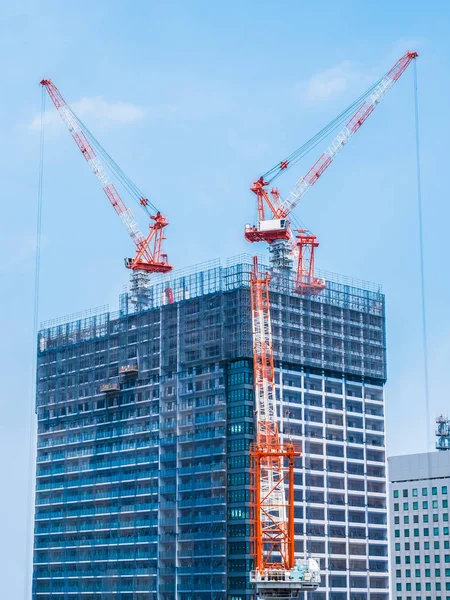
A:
436;415;450;450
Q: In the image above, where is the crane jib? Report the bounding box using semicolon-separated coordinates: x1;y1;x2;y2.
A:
40;79;172;274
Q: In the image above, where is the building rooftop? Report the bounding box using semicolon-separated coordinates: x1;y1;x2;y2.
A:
40;253;383;331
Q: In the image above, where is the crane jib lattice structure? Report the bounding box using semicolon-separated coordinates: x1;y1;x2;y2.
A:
40;79;172;275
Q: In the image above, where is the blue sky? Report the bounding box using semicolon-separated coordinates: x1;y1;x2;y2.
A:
1;0;449;597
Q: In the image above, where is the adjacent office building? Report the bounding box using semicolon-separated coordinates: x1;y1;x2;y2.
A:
389;451;450;600
33;254;389;600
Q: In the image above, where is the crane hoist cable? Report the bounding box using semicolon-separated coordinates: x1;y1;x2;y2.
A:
24;84;46;600
413;60;432;453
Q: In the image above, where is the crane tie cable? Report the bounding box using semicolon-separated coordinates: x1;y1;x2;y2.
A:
413;60;431;453
24;85;45;600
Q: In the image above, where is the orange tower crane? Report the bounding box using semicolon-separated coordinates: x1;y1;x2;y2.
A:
41;79;172;276
247;51;417;599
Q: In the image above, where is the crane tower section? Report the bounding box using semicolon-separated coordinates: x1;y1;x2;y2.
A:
249;257;320;598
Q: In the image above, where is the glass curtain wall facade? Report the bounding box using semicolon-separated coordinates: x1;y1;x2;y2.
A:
33;254;388;600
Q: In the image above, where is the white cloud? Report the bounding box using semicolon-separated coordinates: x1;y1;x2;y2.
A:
29;96;147;131
296;61;361;104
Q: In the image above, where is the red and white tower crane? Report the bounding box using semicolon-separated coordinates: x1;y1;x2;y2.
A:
41;79;172;276
246;50;418;295
248;51;417;599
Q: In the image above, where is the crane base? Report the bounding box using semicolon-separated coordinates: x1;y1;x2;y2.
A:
245;229;291;243
250;568;320;599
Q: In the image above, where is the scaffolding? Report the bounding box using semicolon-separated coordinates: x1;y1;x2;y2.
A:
39;254;386;382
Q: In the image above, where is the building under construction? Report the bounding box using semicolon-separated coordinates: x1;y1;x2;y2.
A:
33;254;389;600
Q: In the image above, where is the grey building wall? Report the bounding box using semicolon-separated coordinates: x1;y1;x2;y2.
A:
389;451;450;600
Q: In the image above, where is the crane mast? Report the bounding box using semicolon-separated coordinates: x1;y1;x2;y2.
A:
245;50;418;293
249;258;320;598
40;79;172;275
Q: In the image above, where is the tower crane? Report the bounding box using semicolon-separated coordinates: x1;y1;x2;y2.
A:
247;51;417;600
245;50;417;295
40;79;172;278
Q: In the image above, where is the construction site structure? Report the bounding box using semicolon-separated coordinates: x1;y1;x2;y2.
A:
40;79;172;283
33;254;389;600
245;50;418;294
436;415;450;450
